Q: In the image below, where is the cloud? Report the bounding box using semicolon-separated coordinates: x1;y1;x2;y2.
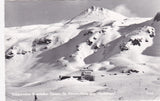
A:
113;4;137;17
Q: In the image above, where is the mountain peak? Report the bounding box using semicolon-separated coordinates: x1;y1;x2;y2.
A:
87;6;105;12
153;12;160;22
79;6;107;16
70;6;126;23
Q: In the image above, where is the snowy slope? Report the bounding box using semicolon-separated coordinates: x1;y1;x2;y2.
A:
143;12;160;56
5;6;160;101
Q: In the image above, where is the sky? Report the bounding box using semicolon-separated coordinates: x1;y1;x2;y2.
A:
5;0;160;27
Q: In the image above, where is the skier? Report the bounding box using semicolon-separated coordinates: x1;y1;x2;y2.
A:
34;94;38;101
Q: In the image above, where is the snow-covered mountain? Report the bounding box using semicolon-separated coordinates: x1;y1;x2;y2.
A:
70;6;126;23
5;6;160;101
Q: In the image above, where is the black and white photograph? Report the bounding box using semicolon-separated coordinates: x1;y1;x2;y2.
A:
3;0;160;101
